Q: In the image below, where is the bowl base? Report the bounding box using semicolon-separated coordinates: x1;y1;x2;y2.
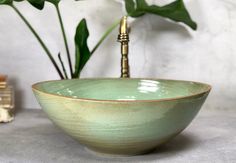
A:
85;147;157;157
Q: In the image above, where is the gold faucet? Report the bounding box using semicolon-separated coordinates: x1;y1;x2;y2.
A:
118;16;130;78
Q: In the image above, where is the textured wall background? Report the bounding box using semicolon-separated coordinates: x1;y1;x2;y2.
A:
0;0;235;110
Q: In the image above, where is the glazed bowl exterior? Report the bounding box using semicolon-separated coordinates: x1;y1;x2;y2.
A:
32;78;211;155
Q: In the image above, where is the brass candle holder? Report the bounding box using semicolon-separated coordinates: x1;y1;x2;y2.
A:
0;75;14;123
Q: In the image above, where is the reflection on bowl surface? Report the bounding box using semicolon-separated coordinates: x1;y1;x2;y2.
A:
32;78;211;156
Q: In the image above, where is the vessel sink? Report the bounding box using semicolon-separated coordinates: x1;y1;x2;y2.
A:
32;78;211;156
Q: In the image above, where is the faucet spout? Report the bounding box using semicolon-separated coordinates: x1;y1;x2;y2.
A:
118;16;130;78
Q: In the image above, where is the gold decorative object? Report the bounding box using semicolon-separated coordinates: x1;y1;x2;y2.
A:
0;75;7;89
0;75;14;123
118;16;130;78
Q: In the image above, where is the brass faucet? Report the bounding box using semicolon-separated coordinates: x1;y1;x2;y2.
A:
118;16;130;78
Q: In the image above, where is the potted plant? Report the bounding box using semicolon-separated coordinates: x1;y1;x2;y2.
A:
0;0;197;79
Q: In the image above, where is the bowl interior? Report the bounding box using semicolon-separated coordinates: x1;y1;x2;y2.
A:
33;79;210;101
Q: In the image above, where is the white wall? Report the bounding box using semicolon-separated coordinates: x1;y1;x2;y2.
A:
0;0;235;110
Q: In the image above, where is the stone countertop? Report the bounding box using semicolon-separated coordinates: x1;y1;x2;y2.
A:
0;109;236;163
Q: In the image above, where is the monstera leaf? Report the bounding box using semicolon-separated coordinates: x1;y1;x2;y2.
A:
0;0;12;5
11;0;60;10
46;0;60;5
27;0;60;9
2;0;45;9
125;0;145;17
27;0;45;10
125;0;197;30
73;19;91;78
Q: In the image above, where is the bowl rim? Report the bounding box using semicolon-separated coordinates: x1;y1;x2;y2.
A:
32;78;212;103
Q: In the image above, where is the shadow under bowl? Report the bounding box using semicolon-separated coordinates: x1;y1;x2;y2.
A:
32;78;211;156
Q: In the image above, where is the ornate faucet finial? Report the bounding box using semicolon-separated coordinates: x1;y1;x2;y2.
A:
118;16;130;78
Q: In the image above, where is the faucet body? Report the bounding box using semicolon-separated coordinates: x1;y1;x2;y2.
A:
118;16;130;78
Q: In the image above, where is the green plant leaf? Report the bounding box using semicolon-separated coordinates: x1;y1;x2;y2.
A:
46;0;60;5
0;0;12;5
125;0;145;17
124;0;135;13
125;0;197;30
73;18;91;78
27;0;45;10
12;0;60;9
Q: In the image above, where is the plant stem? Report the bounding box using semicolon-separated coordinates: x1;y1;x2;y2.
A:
55;4;73;78
58;53;68;79
91;19;120;55
11;4;64;79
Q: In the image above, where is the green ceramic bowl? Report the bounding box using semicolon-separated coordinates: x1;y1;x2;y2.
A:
32;78;211;156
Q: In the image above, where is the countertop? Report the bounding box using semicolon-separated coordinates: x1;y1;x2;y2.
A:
0;109;236;163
